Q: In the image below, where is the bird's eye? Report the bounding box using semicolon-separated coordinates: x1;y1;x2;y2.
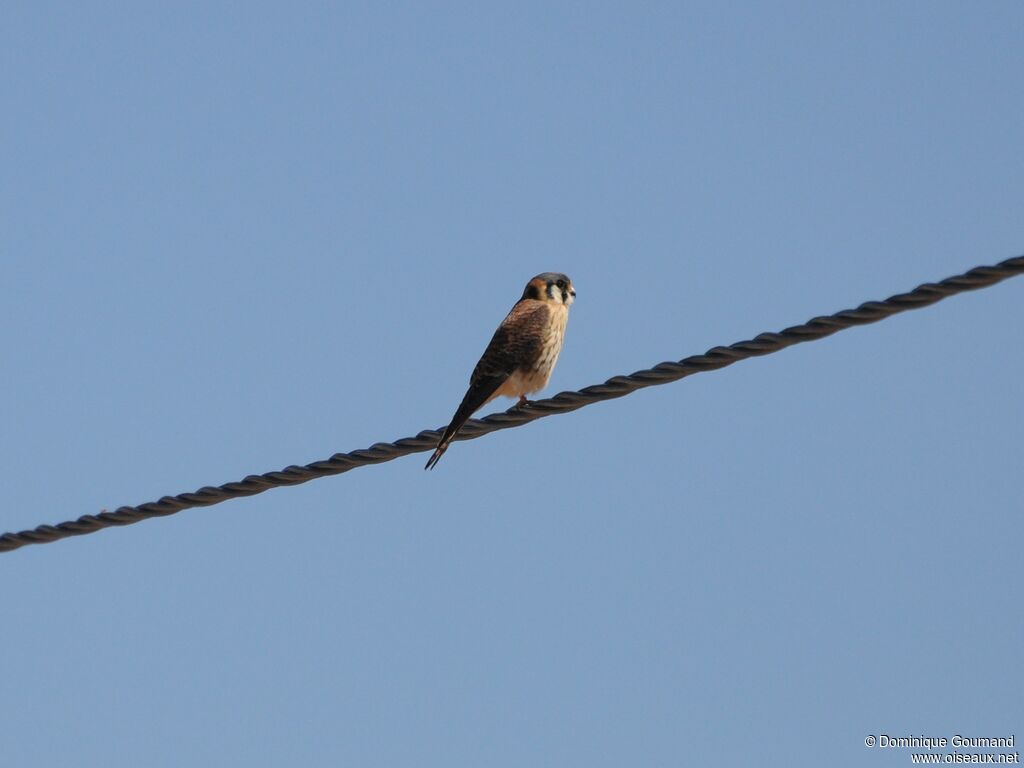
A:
556;279;566;289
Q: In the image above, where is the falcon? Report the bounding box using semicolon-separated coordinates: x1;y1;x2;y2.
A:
425;272;576;470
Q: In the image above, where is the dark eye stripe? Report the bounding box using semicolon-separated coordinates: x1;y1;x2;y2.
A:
541;280;572;302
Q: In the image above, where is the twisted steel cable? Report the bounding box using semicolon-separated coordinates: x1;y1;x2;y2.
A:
2;254;1022;555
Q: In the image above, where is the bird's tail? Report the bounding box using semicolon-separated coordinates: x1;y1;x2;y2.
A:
424;405;470;470
424;374;505;470
425;412;470;469
424;390;490;470
424;441;450;471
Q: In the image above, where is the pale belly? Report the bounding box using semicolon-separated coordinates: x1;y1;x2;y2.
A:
488;306;568;403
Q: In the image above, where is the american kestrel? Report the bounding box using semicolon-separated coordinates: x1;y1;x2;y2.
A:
425;272;576;470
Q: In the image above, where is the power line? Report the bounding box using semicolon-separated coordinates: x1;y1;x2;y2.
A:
2;254;1022;555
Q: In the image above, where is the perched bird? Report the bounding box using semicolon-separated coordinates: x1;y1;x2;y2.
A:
425;272;576;470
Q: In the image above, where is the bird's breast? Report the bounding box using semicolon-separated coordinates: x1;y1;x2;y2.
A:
531;309;567;375
511;304;568;395
488;304;570;402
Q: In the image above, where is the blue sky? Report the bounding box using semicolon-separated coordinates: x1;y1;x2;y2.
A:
3;2;1022;766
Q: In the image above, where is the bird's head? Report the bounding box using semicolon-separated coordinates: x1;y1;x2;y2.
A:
522;273;576;306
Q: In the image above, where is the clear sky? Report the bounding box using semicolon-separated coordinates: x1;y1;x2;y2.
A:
3;2;1022;766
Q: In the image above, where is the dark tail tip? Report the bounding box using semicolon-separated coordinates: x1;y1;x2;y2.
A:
424;445;446;471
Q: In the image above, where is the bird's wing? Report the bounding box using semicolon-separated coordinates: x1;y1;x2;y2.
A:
425;301;549;469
